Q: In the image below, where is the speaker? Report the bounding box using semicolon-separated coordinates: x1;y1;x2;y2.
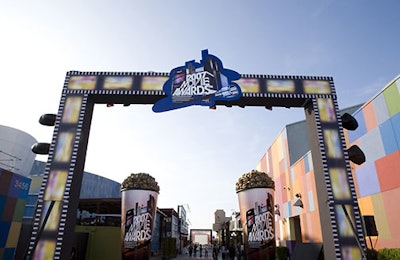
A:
363;215;378;236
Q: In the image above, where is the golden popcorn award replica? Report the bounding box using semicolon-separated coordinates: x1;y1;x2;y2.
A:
236;170;275;260
121;173;160;260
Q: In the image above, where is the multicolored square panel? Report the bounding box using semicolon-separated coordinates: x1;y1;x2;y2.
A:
0;168;31;260
342;76;400;249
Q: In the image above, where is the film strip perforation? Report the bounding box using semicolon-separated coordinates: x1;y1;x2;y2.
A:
52;94;89;258
334;99;367;255
312;98;342;256
26;94;67;260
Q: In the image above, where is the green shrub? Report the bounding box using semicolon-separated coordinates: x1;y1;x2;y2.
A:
162;237;177;259
378;248;400;260
276;246;289;260
366;248;378;260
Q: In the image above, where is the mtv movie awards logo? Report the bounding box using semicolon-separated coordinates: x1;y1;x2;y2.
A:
248;211;274;245
152;50;242;112
246;194;275;249
124;212;153;248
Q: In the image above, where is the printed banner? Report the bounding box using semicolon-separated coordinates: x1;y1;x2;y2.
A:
152;49;242;112
237;188;275;260
121;189;158;259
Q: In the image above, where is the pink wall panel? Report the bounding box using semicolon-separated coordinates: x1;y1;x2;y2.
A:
362;103;378;131
258;154;267;173
381;188;400;248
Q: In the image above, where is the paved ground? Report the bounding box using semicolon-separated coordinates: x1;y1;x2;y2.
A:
150;254;214;260
150;253;244;259
150;252;229;260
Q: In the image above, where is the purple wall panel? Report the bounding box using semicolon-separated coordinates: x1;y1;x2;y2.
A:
355;162;380;197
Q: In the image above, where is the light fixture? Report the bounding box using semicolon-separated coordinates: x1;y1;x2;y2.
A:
31;143;50;155
341;112;366;165
32;113;56;155
274;205;280;216
294;193;303;208
347;145;366;165
39;114;57;126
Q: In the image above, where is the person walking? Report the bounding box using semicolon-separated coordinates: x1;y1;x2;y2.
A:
189;245;193;257
213;244;219;260
229;245;236;260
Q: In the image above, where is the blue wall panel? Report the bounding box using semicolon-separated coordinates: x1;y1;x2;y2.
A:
0;221;10;247
307;190;315;212
380;119;398;155
349;110;368;143
3;248;15;260
283;201;291;218
390;112;400;150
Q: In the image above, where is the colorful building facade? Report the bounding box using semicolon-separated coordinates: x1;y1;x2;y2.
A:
0;169;31;259
349;75;400;249
256;75;400;253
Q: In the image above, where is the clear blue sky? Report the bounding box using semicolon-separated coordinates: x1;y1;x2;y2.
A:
1;1;399;230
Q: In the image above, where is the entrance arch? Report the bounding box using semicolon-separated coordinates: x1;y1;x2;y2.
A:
28;50;365;259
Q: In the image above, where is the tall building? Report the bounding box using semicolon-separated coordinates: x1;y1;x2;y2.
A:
256;74;400;254
0;125;37;176
23;160;121;224
15;160;122;259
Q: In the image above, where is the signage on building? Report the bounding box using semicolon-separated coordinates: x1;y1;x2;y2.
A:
152;50;242;112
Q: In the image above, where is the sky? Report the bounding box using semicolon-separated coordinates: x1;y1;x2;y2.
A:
1;1;399;230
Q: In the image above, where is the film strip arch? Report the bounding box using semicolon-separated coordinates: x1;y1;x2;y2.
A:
27;56;366;259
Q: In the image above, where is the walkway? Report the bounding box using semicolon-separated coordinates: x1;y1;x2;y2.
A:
150;254;214;260
150;252;228;260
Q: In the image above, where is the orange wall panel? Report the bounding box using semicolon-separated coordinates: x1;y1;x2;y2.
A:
375;151;400;192
358;196;374;215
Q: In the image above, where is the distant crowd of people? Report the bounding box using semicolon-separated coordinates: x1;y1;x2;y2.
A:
185;243;245;260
